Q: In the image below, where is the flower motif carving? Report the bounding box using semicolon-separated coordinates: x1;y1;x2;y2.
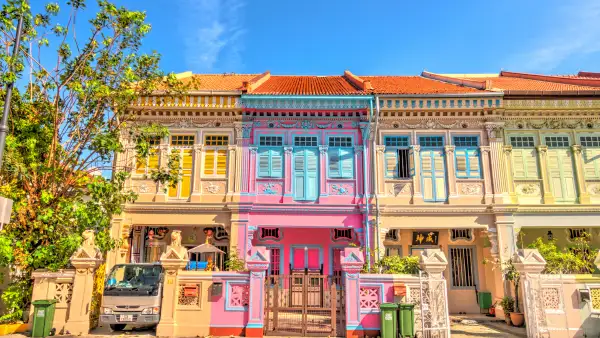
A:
389;183;411;196
460;183;481;195
331;184;351;195
260;183;280;195
517;183;541;196
587;184;600;195
205;182;221;194
138;183;150;193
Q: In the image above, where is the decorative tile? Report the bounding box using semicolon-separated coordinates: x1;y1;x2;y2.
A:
359;287;380;309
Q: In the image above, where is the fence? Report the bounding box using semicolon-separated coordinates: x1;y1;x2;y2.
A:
29;270;75;335
514;249;600;338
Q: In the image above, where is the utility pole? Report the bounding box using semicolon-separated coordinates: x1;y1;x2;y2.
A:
0;12;25;165
0;11;24;230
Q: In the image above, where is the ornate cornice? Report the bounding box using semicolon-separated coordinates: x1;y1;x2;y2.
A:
379;119;486;130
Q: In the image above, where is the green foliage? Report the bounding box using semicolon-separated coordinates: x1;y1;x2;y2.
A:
0;0;191;322
527;235;596;274
504;258;521;313
90;263;106;329
225;253;246;272
377;255;420;275
499;296;515;315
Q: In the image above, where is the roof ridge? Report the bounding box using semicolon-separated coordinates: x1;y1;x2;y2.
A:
343;70;373;92
244;71;271;93
501;71;600;87
421;71;489;90
578;71;600;78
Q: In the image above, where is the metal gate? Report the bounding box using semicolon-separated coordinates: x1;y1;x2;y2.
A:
522;273;568;338
264;274;345;336
415;271;451;338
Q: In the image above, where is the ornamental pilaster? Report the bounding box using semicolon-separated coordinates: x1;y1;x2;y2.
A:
444;145;457;199
318;146;329;197
227;145;237;195
536;145;554;204
283;147;294;196
571;144;591;204
191;144;204;199
479;146;493;202
375;145;386;195
501;145;517;202
411;145;423;201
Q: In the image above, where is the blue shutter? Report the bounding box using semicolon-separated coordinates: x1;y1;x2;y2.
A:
328;149;340;177
271;149;283;177
306;149;318;200
258;149;270;177
340;148;354;178
294;150;306;200
421;149;447;202
385;150;398;178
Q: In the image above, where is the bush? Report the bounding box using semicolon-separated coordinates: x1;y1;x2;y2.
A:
377;255;420;274
225;253;246;272
499;296;515;315
527;236;596;274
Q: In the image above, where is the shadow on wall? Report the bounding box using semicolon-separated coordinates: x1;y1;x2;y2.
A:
571;289;600;337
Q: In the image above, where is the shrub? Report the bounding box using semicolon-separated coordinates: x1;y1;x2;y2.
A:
377;255;420;274
527;236;596;274
225;253;246;272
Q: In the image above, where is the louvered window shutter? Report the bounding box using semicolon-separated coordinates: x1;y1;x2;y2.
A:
258;149;270;177
271;149;283;177
583;149;600;178
455;149;468;177
294;151;306;200
467;149;480;177
328;149;340;176
216;149;227;175
385;150;398;177
306;149;318;200
204;151;215;175
408;148;415;176
340;148;354;178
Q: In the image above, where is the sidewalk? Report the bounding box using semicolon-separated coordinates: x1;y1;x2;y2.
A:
450;314;527;338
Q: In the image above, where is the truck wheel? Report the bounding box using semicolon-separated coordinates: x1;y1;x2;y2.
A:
110;324;126;331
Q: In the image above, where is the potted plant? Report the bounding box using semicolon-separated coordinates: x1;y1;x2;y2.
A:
499;296;514;325
505;259;525;327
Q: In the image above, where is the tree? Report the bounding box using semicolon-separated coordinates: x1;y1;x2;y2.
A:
0;0;188;322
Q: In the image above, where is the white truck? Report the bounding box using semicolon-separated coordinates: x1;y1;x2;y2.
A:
100;263;164;331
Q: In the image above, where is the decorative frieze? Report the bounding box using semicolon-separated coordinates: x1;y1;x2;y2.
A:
330;183;354;195
203;181;225;194
379;119;485;130
242;98;368;110
258;182;282;195
504;99;600;109
504;119;597;130
459;182;483;195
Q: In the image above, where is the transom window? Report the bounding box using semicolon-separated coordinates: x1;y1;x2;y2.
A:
147;136;161;146
171;135;194;146
385;229;399;241
294;136;318;147
260;228;281;240
259;136;283;147
419;136;443;147
568;228;587;240
453;136;479;147
510;136;535;148
385;136;409;147
450;229;473;241
328;136;352;147
205;135;228;146
545;136;570;148
581;136;600;147
332;229;353;241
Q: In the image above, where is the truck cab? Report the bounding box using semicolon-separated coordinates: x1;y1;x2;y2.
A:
100;263;163;331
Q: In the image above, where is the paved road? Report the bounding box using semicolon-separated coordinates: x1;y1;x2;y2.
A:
451;321;522;338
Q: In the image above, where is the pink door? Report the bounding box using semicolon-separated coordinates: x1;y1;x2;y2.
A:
292;247;305;270
307;248;319;270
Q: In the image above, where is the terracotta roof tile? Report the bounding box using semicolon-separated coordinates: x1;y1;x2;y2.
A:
361;76;483;94
250;76;364;95
181;74;259;91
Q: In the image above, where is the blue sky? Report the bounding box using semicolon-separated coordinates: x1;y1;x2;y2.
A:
35;0;600;75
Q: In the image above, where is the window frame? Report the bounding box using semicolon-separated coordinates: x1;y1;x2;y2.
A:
203;134;229;178
448;245;478;290
452;135;481;179
542;134;572;148
257;135;284;178
327;135;355;179
579;133;600;179
383;135;411;179
135;136;161;176
292;135;320;201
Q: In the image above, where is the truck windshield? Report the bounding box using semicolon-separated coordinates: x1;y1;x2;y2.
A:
105;265;162;290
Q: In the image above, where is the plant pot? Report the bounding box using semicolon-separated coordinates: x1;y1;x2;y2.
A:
504;313;512;325
510;312;525;327
489;307;496;316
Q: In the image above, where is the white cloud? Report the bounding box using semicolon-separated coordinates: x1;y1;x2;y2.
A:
509;0;600;72
179;0;245;72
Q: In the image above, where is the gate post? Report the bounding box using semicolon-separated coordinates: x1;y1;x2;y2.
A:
512;249;546;338
340;247;365;338
246;247;270;337
156;230;189;337
418;248;450;337
64;230;103;336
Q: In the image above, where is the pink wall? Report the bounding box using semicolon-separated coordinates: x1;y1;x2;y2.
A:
209;272;249;328
253;227;359;275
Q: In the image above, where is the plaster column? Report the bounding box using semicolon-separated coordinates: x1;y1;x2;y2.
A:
378;228;390;260
340;248;365;337
536;145;554;204
375;145;386;195
155;143;170;202
246;225;257;256
502;145;517;202
479;146;493;203
227;145;237;200
246;247;270;337
354;146;365;199
485;122;512;204
230;219;248;258
444;145;458;201
248;147;258;195
491;213;518;318
512;249;547;338
411;145;423;203
571;145;591;204
319;145;329;201
283;147;293;203
65;231;103;336
156;231;189;337
190;144;204;202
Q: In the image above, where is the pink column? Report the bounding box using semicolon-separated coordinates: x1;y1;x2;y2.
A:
246;247;270;337
319;145;329;201
248;146;258;195
340;247;365;338
283;146;293;203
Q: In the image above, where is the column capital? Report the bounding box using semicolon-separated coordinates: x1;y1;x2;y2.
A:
319;145;329;154
479;145;491;154
284;146;293;154
193;144;204;153
249;146;258;154
354;145;364;153
484;121;505;140
536;145;548;154
444;145;455;154
419;248;448;275
410;144;421;153
571;144;582;154
376;145;386;153
340;248;365;274
228;145;237;152
503;145;513;154
512;249;546;275
246;247;270;272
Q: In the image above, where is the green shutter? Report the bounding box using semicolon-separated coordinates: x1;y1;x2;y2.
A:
306;149;318;200
258;149;270;177
294;150;306;200
583;148;600;178
385;150;398;177
271;149;283;177
547;149;577;202
340;148;354;178
512;148;538;179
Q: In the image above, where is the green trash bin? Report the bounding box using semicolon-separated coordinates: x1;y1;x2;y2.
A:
31;299;57;338
398;303;415;338
478;292;492;312
379;303;398;338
